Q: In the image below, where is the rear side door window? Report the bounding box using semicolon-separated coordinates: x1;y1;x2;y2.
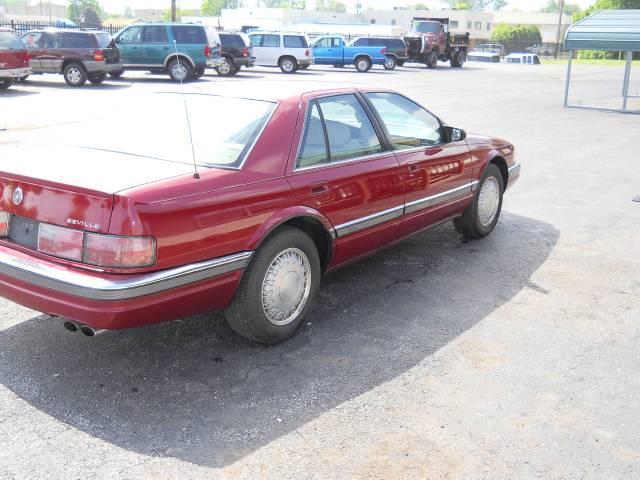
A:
365;92;444;149
262;34;280;48
22;31;42;48
297;94;382;168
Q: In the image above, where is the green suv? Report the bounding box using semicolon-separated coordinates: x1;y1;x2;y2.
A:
112;23;221;81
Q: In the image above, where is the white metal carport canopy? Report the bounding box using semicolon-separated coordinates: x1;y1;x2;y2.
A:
563;9;640;113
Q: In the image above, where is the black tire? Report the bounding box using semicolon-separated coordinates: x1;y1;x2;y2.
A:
109;69;124;78
450;51;465;68
167;58;193;82
383;55;397;70
88;72;107;84
0;79;12;90
215;57;236;76
426;51;438;69
354;56;371;72
192;66;205;79
63;62;87;87
454;163;504;239
225;227;321;345
279;56;298;73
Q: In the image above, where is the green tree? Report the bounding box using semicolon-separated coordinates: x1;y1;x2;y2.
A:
67;0;103;23
201;0;240;16
412;2;429;8
315;0;346;12
539;0;581;15
491;23;542;43
574;0;640;22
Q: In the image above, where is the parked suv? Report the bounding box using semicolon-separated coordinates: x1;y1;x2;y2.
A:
0;28;31;90
113;23;221;81
248;31;312;73
21;29;121;86
349;36;408;69
216;32;254;76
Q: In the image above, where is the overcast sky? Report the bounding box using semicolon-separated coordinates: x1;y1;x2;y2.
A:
100;0;594;15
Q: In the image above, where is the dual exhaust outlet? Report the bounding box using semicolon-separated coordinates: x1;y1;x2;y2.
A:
62;320;104;337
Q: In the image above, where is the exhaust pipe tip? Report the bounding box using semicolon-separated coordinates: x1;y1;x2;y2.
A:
79;325;104;337
63;320;79;332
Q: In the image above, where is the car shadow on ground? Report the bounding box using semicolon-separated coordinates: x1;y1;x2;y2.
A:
19;79;131;90
0;88;39;97
0;212;558;468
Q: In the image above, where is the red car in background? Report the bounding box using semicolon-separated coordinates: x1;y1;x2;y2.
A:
0;28;31;90
0;87;519;344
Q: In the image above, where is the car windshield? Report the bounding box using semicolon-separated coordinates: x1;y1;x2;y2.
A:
412;22;440;34
94;32;112;48
8;94;277;169
0;31;24;49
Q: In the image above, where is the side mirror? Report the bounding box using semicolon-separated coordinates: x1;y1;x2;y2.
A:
446;126;466;142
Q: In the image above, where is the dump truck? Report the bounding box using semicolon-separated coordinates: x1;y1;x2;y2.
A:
404;17;469;68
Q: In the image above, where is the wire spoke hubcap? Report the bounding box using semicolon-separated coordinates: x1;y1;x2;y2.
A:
261;248;311;326
477;176;500;226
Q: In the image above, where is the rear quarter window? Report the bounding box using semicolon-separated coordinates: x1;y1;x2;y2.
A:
94;32;112;48
389;39;405;48
283;35;308;48
171;26;206;44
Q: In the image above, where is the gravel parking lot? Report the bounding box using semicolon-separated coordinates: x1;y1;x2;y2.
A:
1;62;639;479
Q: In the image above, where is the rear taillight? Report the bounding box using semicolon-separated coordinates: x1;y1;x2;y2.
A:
94;49;104;61
84;233;156;268
305;49;310;56
0;212;10;237
242;47;249;57
37;223;83;262
204;45;212;57
380;48;386;54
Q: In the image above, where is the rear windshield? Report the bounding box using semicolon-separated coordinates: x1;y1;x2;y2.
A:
171;25;206;44
283;35;308;48
94;32;112;48
10;94;277;169
0;31;23;50
220;34;246;49
58;32;96;48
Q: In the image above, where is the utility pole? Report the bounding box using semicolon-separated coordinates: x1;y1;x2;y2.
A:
171;0;177;22
554;0;565;59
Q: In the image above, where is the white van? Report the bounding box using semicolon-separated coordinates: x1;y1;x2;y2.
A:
247;31;313;73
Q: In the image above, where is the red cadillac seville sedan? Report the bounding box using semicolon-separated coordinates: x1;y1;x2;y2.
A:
0;87;519;343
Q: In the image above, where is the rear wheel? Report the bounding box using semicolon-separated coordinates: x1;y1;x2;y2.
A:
215;57;236;76
383;55;397;70
225;227;321;344
450;51;465;68
109;69;124;78
354;56;371;72
426;51;438;69
88;72;107;84
454;164;504;239
167;58;192;82
279;56;298;73
0;79;12;90
63;62;87;87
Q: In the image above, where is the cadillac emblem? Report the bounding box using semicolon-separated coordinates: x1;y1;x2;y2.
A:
12;187;23;205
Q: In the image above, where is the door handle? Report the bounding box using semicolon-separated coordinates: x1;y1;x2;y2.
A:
424;147;443;156
311;183;330;195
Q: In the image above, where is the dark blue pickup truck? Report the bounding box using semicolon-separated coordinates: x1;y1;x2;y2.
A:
311;35;387;72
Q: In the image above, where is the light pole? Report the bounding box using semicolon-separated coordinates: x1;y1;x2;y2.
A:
171;0;177;22
554;0;565;59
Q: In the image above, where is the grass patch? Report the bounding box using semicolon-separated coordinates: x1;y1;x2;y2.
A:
542;58;640;66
